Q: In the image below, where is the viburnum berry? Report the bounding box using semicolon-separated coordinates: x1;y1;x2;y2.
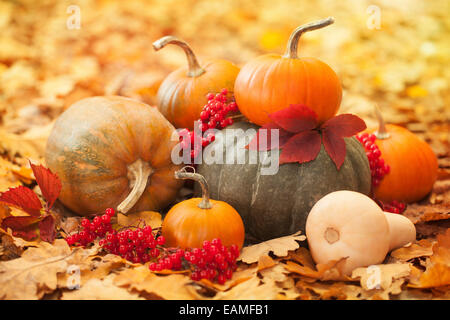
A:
356;133;390;187
381;200;406;214
149;237;240;284
179;89;240;163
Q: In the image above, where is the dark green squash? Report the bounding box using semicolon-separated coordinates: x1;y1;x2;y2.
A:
196;121;371;241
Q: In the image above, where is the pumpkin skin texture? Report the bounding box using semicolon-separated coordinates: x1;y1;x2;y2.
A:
157;59;239;129
162;198;245;250
161;170;245;249
235;56;342;126
370;124;438;203
45;96;183;216
234;18;341;126
196;121;371;241
154;36;240;130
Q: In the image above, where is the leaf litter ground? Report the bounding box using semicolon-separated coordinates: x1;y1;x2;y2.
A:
0;0;449;300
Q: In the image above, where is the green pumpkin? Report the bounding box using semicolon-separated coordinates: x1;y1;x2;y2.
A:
196;122;371;241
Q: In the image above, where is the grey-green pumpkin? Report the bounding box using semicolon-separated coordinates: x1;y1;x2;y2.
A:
196;121;371;241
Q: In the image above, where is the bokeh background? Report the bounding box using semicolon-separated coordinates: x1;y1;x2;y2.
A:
0;0;448;164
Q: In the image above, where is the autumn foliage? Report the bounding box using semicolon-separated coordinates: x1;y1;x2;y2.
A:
0;0;449;301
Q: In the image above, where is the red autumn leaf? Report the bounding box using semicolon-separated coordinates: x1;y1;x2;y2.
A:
12;228;38;241
1;215;42;237
30;161;62;209
247;122;291;151
321;114;367;137
1;215;42;229
38;215;56;243
322;129;346;170
0;186;42;216
279;130;322;165
268;104;318;133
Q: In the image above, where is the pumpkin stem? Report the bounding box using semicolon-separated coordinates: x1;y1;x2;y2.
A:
374;104;391;139
117;159;153;215
153;36;206;78
174;166;212;209
283;17;334;59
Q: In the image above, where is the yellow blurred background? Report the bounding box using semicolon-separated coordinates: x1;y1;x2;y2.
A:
0;0;448;159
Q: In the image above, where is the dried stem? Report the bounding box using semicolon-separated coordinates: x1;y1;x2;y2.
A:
153;36;205;77
374;104;391;139
284;17;334;59
174;166;212;209
117;159;153;215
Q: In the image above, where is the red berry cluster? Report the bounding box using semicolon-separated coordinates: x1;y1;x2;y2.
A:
65;208;167;264
99;226;166;264
65;211;241;284
382;200;406;214
178;88;239;161
356;133;390;187
199;89;238;130
65;208;115;246
149;238;240;284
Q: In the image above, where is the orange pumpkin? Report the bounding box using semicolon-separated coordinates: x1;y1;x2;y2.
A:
45;96;183;216
234;17;342;126
161;167;245;249
369;107;438;203
153;36;240;130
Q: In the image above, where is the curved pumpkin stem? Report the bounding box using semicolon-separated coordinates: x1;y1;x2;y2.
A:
374;104;391;139
117;159;153;215
153;36;206;77
283;17;334;59
174;166;212;209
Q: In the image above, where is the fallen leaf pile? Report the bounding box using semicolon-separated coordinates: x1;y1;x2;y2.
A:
0;0;448;300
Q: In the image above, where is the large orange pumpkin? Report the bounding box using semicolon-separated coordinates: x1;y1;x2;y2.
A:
45;96;183;216
154;36;240;130
234;17;342;126
162;167;245;249
369;107;438;203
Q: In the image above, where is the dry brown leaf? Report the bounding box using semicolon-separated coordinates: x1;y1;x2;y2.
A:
213;276;279;300
296;280;362;300
288;247;316;270
359;278;406;300
0;239;75;299
284;257;353;282
0;158;22;192
239;231;306;264
352;263;411;291
259;264;289;283
390;239;434;261
114;265;195;300
0;232;22;260
61;274;144;300
409;229;450;289
404;203;450;224
117;211;162;229
257;254;276;271
195;265;258;292
57;253;126;288
0;129;48;160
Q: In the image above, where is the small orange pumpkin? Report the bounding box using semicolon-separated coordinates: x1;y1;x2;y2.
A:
234;17;342;126
369;107;438;203
153;36;240;130
161;167;245;249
